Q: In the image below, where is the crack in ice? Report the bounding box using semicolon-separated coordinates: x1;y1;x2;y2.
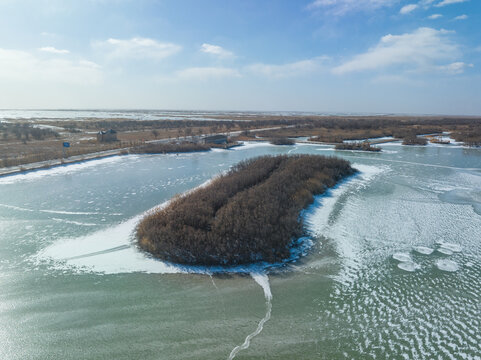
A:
228;273;272;360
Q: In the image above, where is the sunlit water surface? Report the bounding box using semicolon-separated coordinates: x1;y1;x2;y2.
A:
0;142;480;359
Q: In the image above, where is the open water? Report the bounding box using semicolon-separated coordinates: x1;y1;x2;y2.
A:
0;141;480;359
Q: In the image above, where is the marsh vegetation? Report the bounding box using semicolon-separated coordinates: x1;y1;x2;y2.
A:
402;136;428;146
335;142;381;152
269;137;295;145
130;142;211;154
137;155;355;266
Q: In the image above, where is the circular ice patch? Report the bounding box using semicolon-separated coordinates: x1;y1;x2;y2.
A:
437;247;454;255
436;259;459;272
397;261;420;272
392;253;412;262
437;242;462;253
413;246;434;255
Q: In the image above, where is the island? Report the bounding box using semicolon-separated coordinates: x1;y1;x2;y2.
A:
130;142;211;154
137;154;355;266
269;137;295;145
335;142;381;152
402;136;428;145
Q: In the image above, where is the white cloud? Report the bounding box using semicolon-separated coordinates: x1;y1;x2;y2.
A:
200;43;235;59
39;46;70;54
332;27;460;74
247;57;328;78
400;4;418;14
454;14;468;20
94;37;181;60
419;0;436;6
306;0;397;16
176;67;240;80
427;14;443;19
437;61;473;74
435;0;468;7
0;48;102;84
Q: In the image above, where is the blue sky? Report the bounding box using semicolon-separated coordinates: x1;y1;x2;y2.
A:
0;0;479;114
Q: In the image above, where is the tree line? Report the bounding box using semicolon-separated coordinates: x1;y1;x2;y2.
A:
130;142;211;154
335;142;381;152
0;123;59;141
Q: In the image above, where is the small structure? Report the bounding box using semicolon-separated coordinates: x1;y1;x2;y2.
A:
97;129;118;142
202;134;228;145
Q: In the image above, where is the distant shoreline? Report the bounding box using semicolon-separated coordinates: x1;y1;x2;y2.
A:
0;133;474;178
1;116;479;172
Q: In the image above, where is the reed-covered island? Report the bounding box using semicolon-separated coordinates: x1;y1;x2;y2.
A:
335;142;381;152
137;155;355;266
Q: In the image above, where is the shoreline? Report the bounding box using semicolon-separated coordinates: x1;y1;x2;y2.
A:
0;134;476;178
0;148;126;178
0;143;243;179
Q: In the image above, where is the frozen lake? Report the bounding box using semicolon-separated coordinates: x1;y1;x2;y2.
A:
0;142;480;359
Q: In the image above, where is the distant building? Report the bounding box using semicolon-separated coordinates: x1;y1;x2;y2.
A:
202;134;228;145
97;129;118;142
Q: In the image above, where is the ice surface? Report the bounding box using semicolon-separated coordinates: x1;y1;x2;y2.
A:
304;163;386;236
228;273;272;359
51;218;97;226
0;156;125;185
439;189;481;216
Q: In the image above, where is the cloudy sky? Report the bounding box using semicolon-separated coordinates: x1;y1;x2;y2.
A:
0;0;479;114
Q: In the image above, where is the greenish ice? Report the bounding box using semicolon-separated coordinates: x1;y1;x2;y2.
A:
0;141;480;359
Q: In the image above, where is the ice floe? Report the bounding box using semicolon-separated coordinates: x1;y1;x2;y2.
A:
436;242;462;253
392;253;412;262
437;247;454;256
436;259;459;272
397;261;420;272
413;246;434;255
